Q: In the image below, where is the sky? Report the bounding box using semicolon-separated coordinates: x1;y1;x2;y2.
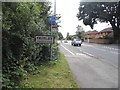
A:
49;0;111;38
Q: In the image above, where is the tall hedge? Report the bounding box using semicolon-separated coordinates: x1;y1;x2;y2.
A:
2;2;59;88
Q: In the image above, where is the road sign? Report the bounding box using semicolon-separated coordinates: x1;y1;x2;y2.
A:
48;16;56;24
36;35;54;44
51;23;59;28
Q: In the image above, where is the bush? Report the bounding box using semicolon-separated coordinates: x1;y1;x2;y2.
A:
102;35;113;39
52;42;59;60
2;2;59;88
95;35;113;39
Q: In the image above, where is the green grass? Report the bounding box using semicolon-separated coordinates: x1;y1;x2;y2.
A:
20;53;79;88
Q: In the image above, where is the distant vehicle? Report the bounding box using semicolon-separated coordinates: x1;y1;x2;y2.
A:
71;39;82;46
64;40;68;43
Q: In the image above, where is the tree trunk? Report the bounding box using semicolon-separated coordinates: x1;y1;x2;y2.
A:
112;1;120;43
109;20;120;43
112;25;119;43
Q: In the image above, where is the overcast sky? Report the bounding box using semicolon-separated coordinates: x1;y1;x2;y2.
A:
49;0;111;37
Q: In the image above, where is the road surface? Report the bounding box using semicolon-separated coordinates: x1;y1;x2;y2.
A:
58;40;118;88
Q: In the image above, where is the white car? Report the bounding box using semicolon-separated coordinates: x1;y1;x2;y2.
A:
71;39;82;46
64;40;68;43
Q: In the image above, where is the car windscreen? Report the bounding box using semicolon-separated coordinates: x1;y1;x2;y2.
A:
76;39;80;41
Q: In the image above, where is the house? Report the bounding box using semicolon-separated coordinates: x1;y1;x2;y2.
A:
85;27;113;39
84;30;98;39
98;27;113;38
84;27;114;43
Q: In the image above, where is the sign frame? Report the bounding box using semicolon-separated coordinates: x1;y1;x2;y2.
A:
36;35;54;44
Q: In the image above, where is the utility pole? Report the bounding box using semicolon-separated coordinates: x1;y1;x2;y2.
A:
54;0;56;15
49;0;56;60
54;0;58;40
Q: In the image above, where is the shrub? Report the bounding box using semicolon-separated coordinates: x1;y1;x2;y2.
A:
2;2;59;88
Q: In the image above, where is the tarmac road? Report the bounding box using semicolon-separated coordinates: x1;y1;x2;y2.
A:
58;41;118;88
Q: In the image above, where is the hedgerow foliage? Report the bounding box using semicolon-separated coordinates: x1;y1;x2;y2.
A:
2;2;59;88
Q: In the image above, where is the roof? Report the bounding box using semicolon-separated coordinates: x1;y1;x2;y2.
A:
99;27;113;33
85;30;98;35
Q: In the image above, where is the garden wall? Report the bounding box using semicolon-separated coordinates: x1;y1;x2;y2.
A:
84;39;114;44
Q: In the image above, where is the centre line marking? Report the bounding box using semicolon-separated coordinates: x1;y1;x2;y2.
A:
79;49;94;57
61;44;75;55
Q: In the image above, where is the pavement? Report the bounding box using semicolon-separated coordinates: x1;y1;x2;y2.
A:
58;41;118;88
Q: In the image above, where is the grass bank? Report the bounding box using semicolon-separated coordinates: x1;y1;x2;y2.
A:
20;52;79;88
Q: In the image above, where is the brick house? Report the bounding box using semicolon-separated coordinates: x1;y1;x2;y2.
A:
97;27;113;38
84;27;114;43
84;27;113;39
84;30;98;39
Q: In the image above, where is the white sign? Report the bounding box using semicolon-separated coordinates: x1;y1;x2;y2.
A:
36;35;54;44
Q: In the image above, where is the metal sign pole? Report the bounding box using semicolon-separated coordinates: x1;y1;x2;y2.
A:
50;24;52;60
48;16;56;60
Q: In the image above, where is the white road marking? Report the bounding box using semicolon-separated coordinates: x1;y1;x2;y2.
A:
83;43;119;51
94;47;119;54
82;44;119;54
79;49;94;57
76;53;85;56
79;49;118;68
103;46;119;51
61;44;75;55
65;53;87;57
82;43;119;51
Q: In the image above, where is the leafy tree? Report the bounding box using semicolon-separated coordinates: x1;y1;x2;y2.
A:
58;32;63;40
77;2;120;41
75;31;85;39
66;32;70;40
66;35;74;40
2;2;60;88
75;25;85;39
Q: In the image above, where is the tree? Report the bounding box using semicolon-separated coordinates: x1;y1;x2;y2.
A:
76;25;85;39
66;35;72;40
58;32;63;40
77;2;120;42
2;2;59;88
66;32;69;40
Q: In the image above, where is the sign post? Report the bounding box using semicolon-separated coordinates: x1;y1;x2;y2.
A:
50;25;52;60
48;16;56;60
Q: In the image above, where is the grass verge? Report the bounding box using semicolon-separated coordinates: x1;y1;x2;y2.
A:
20;52;79;88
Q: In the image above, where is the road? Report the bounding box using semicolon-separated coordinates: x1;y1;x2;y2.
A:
58;40;118;88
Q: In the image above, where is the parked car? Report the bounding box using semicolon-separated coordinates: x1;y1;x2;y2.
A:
71;39;82;46
64;40;68;43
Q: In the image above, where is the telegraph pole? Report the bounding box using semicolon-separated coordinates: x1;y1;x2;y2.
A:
54;0;56;15
49;0;57;60
48;0;56;60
